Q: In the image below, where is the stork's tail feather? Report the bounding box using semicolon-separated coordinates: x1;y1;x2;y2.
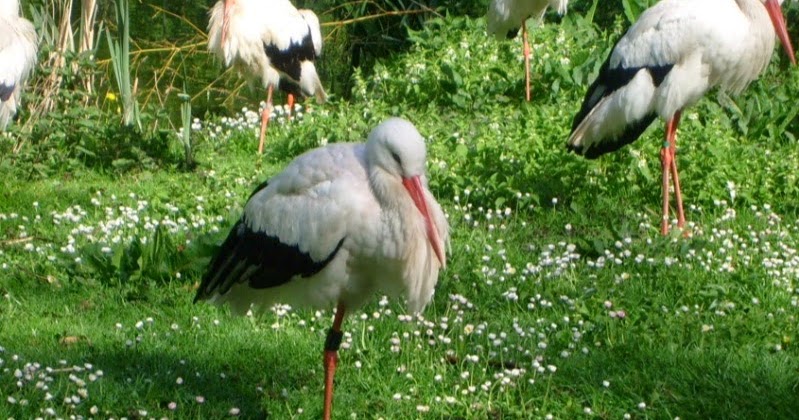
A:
567;58;671;159
568;111;658;159
0;99;18;132
194;219;247;303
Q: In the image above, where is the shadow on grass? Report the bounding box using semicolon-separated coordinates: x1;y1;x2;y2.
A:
88;348;291;418
556;341;799;419
2;327;319;418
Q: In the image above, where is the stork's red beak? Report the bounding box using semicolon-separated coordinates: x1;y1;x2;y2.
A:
764;0;796;65
221;0;235;46
402;176;445;267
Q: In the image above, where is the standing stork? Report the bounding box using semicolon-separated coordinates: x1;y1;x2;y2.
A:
487;0;569;101
567;0;795;235
0;0;38;131
208;0;327;154
194;118;449;420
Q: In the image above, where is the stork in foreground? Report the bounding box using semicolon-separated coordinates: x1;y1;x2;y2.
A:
194;118;449;420
487;0;569;101
208;0;327;154
567;0;795;235
0;0;38;131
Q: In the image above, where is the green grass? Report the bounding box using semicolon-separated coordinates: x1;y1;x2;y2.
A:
3;12;799;419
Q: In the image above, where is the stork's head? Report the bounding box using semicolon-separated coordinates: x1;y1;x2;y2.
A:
367;118;446;266
764;0;796;65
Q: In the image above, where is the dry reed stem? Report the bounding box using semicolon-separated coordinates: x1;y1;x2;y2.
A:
17;0;75;153
79;0;98;95
37;0;74;114
19;1;441;139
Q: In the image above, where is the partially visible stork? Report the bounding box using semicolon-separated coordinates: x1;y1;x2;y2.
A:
208;0;327;154
567;0;795;235
0;0;38;131
194;117;449;420
487;0;569;101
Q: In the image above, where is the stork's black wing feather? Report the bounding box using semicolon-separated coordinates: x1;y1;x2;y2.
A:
194;181;345;302
568;42;673;158
0;82;15;102
263;29;316;82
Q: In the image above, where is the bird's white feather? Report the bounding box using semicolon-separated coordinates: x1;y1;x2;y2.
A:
298;9;322;57
569;0;779;152
486;0;568;40
209;118;449;314
611;0;775;96
0;1;37;130
208;0;325;97
569;70;659;151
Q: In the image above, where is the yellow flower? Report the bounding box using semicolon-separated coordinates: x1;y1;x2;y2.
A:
106;92;117;102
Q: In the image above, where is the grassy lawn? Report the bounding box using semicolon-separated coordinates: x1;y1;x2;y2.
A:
2;12;799;420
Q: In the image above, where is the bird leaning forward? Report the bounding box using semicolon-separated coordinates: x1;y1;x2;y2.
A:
194;117;449;420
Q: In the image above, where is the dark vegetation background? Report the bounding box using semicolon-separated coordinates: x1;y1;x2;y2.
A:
6;0;798;176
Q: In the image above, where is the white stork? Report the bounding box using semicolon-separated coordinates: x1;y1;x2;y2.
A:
567;0;795;235
194;118;449;420
208;0;327;154
487;0;569;101
0;0;38;131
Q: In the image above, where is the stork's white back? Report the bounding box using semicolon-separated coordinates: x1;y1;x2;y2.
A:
0;0;37;130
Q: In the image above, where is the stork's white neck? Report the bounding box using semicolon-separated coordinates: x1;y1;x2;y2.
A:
737;0;771;19
368;166;441;312
0;0;20;18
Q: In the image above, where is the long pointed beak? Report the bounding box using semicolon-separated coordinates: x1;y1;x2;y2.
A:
402;176;445;267
221;0;234;46
764;0;796;65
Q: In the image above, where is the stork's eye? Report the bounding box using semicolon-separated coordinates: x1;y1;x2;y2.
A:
391;151;402;165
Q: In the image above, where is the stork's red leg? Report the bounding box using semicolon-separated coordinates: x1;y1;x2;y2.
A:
660;111;685;235
258;85;274;155
523;23;531;102
667;110;686;231
660;135;672;235
287;93;295;121
323;303;346;420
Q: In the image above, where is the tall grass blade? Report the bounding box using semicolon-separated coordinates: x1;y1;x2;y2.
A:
106;0;140;128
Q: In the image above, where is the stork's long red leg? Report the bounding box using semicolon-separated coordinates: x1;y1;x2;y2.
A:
660;111;684;235
258;85;274;155
667;110;686;231
523;23;531;102
323;303;346;420
287;93;295;121
660;136;672;235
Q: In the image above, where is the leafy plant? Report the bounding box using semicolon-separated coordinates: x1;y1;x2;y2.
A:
178;91;196;169
619;0;658;24
105;0;140;128
78;225;217;286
